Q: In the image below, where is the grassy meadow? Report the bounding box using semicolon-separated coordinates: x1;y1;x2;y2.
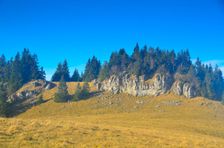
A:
0;83;224;147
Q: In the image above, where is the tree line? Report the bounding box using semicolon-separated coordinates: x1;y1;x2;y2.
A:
51;56;101;82
51;43;224;101
0;45;224;116
0;49;45;116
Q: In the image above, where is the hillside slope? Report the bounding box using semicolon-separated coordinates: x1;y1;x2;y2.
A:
0;82;224;147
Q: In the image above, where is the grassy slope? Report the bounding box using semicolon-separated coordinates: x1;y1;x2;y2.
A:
0;82;224;147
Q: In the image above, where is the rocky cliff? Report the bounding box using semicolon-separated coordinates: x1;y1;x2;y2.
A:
95;72;197;98
8;80;56;103
7;80;56;116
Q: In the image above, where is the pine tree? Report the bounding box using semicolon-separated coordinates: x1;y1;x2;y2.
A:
119;49;130;71
62;60;70;82
21;49;33;83
176;50;191;74
72;82;90;101
0;55;7;82
132;43;140;62
71;69;81;82
8;53;23;94
79;82;90;99
98;62;110;81
72;83;82;101
51;63;63;81
109;52;120;74
39;67;46;80
0;84;8;117
83;56;101;82
212;65;224;100
21;49;45;83
51;60;70;82
205;65;214;99
54;77;70;102
130;43;142;76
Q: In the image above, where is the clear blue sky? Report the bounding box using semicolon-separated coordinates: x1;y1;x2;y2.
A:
0;0;224;80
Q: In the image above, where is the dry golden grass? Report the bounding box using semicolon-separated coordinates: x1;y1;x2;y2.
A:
42;82;96;101
0;82;224;147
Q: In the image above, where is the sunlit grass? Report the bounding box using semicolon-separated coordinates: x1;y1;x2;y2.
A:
0;83;224;147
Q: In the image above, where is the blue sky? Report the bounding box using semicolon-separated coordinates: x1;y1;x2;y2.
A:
0;0;224;80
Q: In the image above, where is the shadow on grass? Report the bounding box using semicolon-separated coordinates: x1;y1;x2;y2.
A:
70;91;103;102
6;91;104;117
6;98;50;117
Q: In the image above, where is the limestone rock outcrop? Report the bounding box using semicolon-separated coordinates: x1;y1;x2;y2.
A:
8;80;55;103
95;72;197;98
171;80;197;98
96;72;173;97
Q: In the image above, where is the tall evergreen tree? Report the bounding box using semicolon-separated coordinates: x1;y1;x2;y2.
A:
8;53;23;94
130;43;142;76
51;60;70;82
72;83;82;101
62;60;70;82
83;56;101;82
119;49;130;71
176;50;191;74
0;55;7;82
51;63;63;81
21;49;45;83
54;77;70;102
109;52;120;74
0;84;8;117
71;69;81;82
98;62;110;81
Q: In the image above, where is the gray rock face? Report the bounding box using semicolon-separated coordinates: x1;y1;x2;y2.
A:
45;83;56;90
8;80;55;103
171;80;197;98
172;81;183;96
183;83;197;98
96;72;173;97
96;72;197;98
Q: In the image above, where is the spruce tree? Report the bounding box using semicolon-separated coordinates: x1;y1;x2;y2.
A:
0;84;8;117
51;60;70;82
98;62;110;81
130;43;142;76
109;52;120;74
51;63;63;81
20;49;45;83
54;77;70;102
119;49;130;71
83;56;101;82
62;60;70;82
79;82;90;99
8;53;23;94
0;55;7;82
71;69;81;82
72;83;82;101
